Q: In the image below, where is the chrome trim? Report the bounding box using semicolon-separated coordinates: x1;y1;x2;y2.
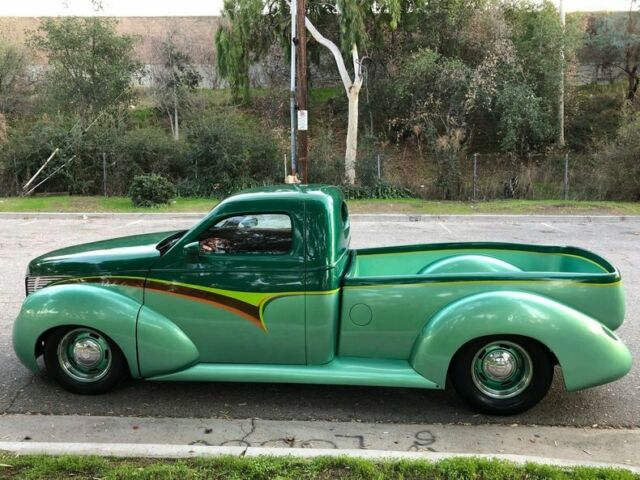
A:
25;276;70;296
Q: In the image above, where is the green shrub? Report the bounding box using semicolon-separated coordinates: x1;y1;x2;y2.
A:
129;174;175;207
342;181;416;199
596;113;640;200
183;111;281;196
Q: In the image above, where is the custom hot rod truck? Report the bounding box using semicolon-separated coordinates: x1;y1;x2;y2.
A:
13;185;632;414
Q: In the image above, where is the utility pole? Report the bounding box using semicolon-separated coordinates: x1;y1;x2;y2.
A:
295;0;309;182
558;0;566;147
289;0;298;179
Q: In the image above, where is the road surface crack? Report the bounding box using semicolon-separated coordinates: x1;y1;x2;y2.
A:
2;375;36;414
240;418;257;443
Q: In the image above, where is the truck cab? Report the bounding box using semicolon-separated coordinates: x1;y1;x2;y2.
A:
138;185;351;374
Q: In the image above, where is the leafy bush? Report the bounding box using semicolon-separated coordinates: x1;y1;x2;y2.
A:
182;111;281;196
119;127;186;180
566;83;624;152
596;113;640;200
129;174;175;207
341;181;415;200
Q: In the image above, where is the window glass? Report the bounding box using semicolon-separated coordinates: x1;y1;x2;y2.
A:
199;214;292;255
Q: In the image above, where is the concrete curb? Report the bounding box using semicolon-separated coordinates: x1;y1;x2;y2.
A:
1;211;640;223
0;212;205;220
0;441;638;473
352;214;640;223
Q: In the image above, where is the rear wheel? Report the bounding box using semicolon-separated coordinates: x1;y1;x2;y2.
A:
43;327;127;395
450;336;553;415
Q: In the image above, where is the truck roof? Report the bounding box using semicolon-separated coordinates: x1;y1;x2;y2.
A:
230;184;344;202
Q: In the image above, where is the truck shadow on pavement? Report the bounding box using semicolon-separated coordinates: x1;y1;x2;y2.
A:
6;367;627;428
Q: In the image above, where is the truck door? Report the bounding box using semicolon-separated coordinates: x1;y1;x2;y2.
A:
141;206;306;366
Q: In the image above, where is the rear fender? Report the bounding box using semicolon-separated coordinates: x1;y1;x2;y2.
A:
409;290;632;391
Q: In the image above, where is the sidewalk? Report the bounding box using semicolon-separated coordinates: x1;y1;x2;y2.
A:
1;414;638;470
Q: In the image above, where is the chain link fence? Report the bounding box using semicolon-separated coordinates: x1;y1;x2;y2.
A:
380;152;613;201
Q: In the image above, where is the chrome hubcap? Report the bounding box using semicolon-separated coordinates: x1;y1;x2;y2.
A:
57;328;111;383
483;350;517;380
471;341;533;399
72;338;103;367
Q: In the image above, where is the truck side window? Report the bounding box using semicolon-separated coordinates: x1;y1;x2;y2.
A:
199;213;292;255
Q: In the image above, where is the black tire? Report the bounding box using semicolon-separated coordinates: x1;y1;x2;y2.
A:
43;326;128;395
450;336;553;415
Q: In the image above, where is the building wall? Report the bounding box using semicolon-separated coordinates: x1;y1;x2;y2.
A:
0;16;341;88
2;14;629;88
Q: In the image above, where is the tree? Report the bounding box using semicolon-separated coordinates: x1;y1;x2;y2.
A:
373;1;559;158
152;34;202;140
28;17;142;117
375;49;472;198
0;40;29;115
215;0;273;104
215;0;404;184
586;2;640;103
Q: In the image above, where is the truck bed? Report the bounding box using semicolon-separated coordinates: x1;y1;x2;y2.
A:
346;242;617;279
338;242;624;362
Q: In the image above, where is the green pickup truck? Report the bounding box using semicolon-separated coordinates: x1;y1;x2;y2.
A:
13;185;632;414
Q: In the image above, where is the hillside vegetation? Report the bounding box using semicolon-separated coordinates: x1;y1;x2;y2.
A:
0;3;639;202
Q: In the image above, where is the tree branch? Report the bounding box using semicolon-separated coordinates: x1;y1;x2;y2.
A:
605;61;637;77
282;0;354;92
304;16;353;93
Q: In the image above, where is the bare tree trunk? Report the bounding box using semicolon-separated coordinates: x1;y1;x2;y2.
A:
304;16;362;185
173;85;179;141
627;66;638;101
167;113;175;138
345;87;360;184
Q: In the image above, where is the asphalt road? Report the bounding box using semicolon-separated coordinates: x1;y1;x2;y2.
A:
0;214;638;426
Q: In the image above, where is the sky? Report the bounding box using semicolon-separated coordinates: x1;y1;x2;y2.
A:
0;0;636;16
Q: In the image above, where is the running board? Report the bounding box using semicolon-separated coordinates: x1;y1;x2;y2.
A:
146;357;439;389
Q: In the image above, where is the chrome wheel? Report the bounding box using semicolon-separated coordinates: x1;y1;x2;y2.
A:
56;328;112;383
471;340;533;399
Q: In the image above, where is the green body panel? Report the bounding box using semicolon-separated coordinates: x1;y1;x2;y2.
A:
144;194;309;365
419;254;523;274
305;291;341;364
13;284;141;377
410;291;632;391
147;356;438;389
27;231;171;277
340;279;625;361
12;185;631;396
142;290;306;364
136;306;200;377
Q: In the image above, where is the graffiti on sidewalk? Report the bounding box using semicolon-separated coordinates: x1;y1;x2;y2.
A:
192;425;438;452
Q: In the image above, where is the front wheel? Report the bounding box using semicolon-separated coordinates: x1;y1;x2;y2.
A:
43;327;128;395
450;336;553;415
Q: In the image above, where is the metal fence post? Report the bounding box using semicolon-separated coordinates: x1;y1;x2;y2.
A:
563;153;569;200
472;153;478;202
102;152;107;197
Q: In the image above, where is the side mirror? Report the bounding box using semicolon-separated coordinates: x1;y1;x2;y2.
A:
183;241;200;257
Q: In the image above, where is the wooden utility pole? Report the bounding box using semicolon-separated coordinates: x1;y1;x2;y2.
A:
295;0;309;182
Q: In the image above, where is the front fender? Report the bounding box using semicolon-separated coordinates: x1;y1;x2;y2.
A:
12;285;142;378
410;290;632;391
